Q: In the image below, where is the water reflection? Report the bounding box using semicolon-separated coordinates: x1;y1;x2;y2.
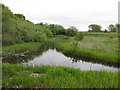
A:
22;49;119;72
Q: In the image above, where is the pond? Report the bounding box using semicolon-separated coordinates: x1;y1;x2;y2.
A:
22;49;119;72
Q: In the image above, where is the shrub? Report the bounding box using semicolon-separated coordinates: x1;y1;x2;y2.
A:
75;33;84;41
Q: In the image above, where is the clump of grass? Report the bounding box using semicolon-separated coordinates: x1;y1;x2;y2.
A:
2;64;118;88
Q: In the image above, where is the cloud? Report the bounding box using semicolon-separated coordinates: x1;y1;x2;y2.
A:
1;0;119;31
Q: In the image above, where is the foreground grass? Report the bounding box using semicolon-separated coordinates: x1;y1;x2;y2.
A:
2;64;118;88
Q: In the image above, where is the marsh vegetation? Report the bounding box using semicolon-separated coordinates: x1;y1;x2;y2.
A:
2;64;118;88
1;4;119;88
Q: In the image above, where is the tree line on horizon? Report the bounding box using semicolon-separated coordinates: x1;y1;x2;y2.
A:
88;24;120;32
1;4;120;45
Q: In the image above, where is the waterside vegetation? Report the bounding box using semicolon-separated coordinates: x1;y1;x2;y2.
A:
2;64;118;88
1;4;119;88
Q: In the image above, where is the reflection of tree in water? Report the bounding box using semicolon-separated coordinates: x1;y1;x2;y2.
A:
70;57;83;63
71;58;78;63
71;57;94;70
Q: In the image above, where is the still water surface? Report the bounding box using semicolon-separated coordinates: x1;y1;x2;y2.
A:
22;49;118;72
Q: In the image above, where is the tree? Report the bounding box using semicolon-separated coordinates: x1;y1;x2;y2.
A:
66;26;78;36
2;4;53;45
14;14;25;20
115;23;120;32
88;24;102;32
48;24;67;35
49;24;56;35
104;29;108;33
36;22;44;26
108;24;116;32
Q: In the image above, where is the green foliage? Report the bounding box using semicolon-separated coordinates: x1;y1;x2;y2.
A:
66;26;78;36
115;23;120;32
2;4;53;45
57;43;118;64
54;32;118;64
55;35;69;40
104;29;108;33
2;42;41;57
48;24;67;35
2;64;118;88
14;14;25;20
75;32;84;41
108;24;116;32
88;24;102;32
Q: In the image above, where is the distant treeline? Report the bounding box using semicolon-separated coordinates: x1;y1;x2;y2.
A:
88;24;120;32
2;4;120;45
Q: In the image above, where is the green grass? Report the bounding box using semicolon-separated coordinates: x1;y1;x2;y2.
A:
77;35;118;55
58;43;118;63
2;42;41;57
2;33;118;65
54;33;118;65
83;32;118;37
2;64;118;88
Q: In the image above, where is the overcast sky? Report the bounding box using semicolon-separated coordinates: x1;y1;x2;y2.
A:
1;0;119;31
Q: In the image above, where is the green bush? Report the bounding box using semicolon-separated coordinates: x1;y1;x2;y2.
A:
75;33;84;41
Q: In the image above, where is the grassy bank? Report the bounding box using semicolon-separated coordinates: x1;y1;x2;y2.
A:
81;32;118;55
54;33;118;65
2;42;41;57
2;64;118;88
2;33;119;66
57;43;118;63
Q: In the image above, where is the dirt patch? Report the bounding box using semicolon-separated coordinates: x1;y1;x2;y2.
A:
30;73;41;77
